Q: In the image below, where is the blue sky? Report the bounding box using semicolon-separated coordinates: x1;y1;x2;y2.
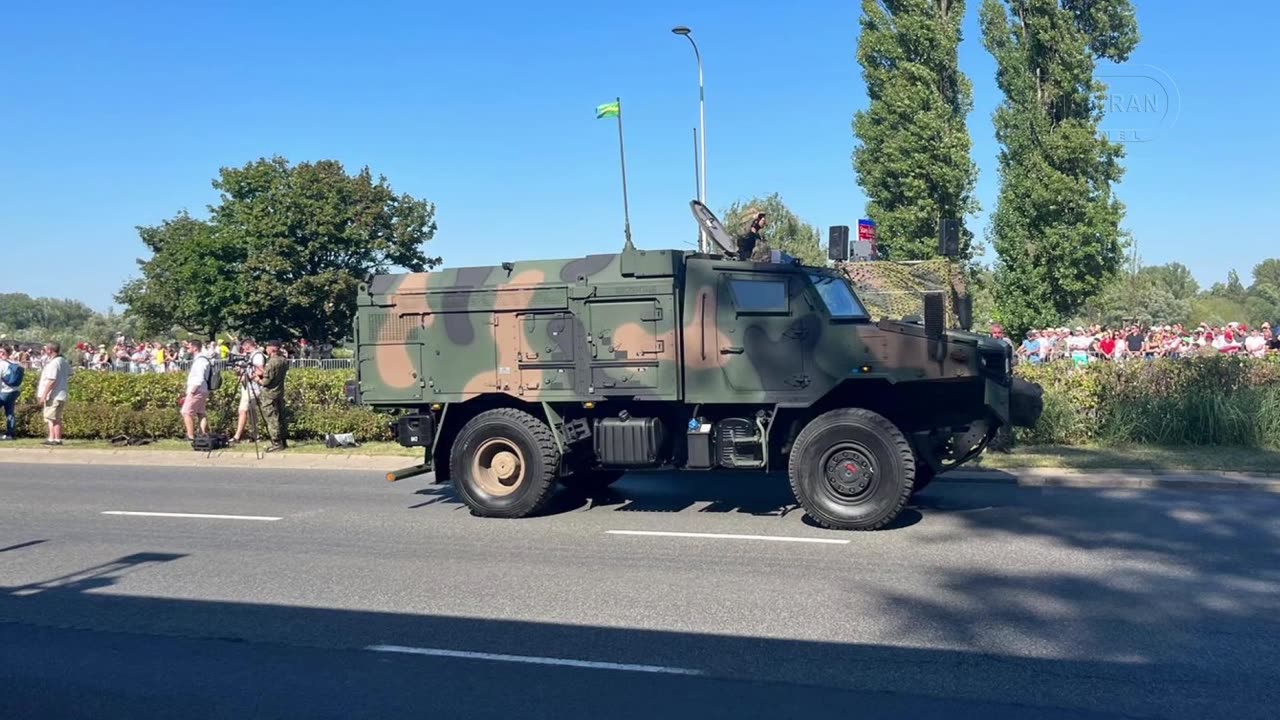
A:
2;0;1276;312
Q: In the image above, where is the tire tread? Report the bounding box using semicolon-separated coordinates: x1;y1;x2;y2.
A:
450;407;560;518
787;407;914;531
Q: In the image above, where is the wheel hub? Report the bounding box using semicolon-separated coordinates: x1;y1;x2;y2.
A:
472;438;526;497
823;447;876;498
491;451;518;480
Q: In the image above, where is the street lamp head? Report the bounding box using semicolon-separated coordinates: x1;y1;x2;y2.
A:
671;26;691;35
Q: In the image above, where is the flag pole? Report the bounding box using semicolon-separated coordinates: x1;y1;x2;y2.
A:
615;96;633;249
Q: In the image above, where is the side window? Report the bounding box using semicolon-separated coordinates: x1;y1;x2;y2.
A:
727;277;788;313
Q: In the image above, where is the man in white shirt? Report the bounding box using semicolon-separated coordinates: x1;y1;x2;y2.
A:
182;340;213;440
1245;330;1267;358
231;337;267;443
36;342;72;446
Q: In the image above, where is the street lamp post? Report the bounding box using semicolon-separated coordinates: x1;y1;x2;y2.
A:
672;26;707;252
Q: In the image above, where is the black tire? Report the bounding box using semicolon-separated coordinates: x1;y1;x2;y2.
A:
787;408;914;531
448;408;560;519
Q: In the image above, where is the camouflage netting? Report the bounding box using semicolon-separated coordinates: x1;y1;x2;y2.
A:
838;258;968;327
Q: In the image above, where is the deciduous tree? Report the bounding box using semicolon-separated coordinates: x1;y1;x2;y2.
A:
980;0;1140;335
853;0;979;261
115;212;243;340
117;156;441;344
721;193;826;266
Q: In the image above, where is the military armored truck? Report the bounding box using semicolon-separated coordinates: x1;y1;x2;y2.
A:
348;202;1042;531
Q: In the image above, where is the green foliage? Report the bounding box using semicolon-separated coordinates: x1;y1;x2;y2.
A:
980;0;1140;336
116;155;441;344
0;293;140;352
968;265;999;331
12;369;393;442
721;193;825;265
0;294;96;332
115;212;243;339
1140;262;1199;301
1208;269;1247;304
853;0;979;262
1014;355;1280;448
1188;295;1249;328
1074;269;1189;327
1251;259;1280;290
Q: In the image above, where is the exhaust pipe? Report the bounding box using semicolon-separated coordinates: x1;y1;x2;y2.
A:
385;463;432;483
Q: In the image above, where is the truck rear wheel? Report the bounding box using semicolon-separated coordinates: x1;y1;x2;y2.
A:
449;408;560;519
787;408;914;531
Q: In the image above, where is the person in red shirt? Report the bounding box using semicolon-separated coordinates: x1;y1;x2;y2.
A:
1099;333;1117;359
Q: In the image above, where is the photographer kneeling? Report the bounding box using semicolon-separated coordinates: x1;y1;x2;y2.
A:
256;339;289;452
230;337;267;444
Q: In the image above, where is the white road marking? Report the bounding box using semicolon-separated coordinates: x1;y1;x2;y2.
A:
101;511;282;521
364;644;702;676
605;529;849;545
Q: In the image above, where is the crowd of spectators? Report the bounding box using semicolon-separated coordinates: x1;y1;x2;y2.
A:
3;336;332;372
997;322;1280;365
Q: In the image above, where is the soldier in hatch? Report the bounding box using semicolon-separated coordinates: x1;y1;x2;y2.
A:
735;209;772;262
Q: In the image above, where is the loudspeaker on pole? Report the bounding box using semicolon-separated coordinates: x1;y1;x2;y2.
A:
939;219;961;258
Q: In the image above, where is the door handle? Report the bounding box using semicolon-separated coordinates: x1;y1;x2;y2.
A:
720;346;744;354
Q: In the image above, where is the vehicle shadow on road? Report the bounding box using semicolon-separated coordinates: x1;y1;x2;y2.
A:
411;471;922;526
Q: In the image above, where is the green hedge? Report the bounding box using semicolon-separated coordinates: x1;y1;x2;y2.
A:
1015;354;1280;448
9;369;394;442
10;357;1280;449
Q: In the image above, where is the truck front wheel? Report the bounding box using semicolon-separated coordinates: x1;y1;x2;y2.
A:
787;408;914;531
449;409;560;519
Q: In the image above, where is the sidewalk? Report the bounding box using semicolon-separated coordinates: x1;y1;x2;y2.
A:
1;447;1278;493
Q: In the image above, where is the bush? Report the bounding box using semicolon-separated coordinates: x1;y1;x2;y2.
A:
11;357;1280;449
1014;355;1280;448
12;369;394;442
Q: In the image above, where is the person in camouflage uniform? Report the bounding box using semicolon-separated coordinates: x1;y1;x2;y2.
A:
256;339;289;451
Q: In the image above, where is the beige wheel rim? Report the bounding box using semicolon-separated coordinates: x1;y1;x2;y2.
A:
471;437;526;497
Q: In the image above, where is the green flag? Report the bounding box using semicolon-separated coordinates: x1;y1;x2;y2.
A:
596;100;620;119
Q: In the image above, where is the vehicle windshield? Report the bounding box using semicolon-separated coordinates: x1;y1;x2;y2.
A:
807;273;869;320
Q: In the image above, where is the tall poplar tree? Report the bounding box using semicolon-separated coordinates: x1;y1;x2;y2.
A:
980;0;1139;334
853;0;979;261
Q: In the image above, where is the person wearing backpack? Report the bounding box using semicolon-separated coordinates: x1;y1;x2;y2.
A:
181;340;215;440
0;345;23;440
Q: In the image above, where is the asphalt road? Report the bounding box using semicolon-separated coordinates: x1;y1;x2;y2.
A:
2;462;1278;719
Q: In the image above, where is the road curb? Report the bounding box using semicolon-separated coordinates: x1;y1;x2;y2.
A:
0;447;412;472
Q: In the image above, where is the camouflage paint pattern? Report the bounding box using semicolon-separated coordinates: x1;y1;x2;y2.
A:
354;245;1013;421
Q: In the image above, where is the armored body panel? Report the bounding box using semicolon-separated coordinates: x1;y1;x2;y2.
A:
355;248;684;405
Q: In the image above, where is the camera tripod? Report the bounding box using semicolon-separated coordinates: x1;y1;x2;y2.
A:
237;369;271;459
